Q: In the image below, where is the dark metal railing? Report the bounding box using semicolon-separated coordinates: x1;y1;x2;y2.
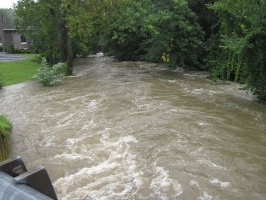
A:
0;156;58;200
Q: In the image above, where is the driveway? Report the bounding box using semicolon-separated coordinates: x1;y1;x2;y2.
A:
0;52;30;62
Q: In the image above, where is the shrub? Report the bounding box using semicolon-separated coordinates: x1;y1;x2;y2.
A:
5;43;16;54
0;115;12;161
32;58;66;86
0;74;4;89
0;115;11;141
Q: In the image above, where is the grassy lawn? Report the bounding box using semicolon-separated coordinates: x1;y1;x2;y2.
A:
0;54;40;86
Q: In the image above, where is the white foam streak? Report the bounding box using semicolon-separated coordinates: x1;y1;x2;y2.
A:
210;178;231;188
151;166;183;199
54;134;142;199
197;192;213;200
54;161;120;198
197;158;226;170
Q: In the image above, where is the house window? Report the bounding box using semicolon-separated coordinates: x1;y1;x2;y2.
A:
21;35;27;43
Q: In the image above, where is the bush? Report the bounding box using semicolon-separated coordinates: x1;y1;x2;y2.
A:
0;115;11;141
0;74;4;89
32;58;66;86
5;43;16;54
0;115;12;161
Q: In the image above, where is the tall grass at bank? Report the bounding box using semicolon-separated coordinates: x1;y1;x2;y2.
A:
0;115;12;161
0;54;40;86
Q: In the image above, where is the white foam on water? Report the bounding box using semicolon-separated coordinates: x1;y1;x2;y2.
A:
210;178;231;188
54;153;93;161
54;134;144;199
190;180;200;188
208;90;222;94
54;132;184;199
197;158;226;170
168;80;177;83
87;99;98;109
44;135;56;147
54;161;120;199
81;120;97;130
198;122;208;126
66;135;88;149
150;166;183;199
197;191;213;200
55;113;76;127
191;88;204;95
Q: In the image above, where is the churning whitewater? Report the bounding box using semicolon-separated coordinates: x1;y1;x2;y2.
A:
0;57;265;199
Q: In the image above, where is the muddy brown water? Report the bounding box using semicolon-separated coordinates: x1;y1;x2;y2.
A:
0;57;265;199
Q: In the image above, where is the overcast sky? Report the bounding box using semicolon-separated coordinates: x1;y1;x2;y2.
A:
0;0;18;9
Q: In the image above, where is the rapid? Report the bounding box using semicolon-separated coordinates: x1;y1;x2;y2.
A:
0;57;265;199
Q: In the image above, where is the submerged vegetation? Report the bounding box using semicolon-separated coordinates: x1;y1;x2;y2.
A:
32;59;66;86
0;115;12;161
206;0;266;102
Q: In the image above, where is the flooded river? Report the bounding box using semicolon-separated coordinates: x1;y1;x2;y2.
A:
0;57;265;199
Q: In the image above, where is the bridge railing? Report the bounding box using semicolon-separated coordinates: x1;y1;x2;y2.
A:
0;156;58;200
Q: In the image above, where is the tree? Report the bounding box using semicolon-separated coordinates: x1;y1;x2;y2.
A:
0;9;16;28
106;0;204;68
15;0;65;66
207;0;266;102
106;0;150;60
16;0;128;75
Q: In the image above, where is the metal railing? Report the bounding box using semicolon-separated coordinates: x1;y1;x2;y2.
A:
0;156;58;200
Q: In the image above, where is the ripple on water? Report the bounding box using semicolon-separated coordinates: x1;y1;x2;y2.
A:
1;57;265;200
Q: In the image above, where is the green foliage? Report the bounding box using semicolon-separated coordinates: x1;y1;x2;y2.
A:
144;0;204;68
106;0;203;68
5;43;16;54
0;74;4;89
15;0;63;65
0;115;12;142
105;0;149;60
0;8;16;28
206;0;266;102
0;115;11;161
32;59;66;86
15;0;127;74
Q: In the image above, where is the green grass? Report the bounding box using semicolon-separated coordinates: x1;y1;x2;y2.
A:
0;54;41;86
0;114;11;161
0;115;11;139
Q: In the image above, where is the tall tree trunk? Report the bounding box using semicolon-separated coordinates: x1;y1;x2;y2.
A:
49;8;67;62
48;45;54;66
61;26;68;62
67;32;74;75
